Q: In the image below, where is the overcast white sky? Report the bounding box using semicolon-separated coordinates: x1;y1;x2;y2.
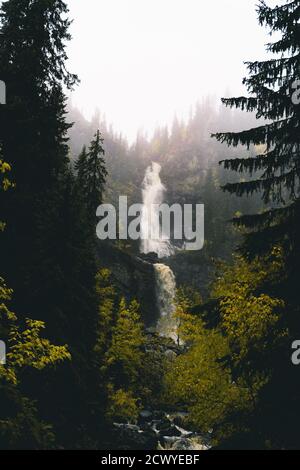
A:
66;0;277;140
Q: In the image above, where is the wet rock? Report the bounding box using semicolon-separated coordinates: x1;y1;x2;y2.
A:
138;410;153;423
171;437;209;451
139;422;156;434
139;252;159;264
145;327;157;335
171;438;196;450
155;418;172;431
96;242;158;327
164;349;177;360
160;426;182;438
173;415;188;427
153;410;165;420
112;423;158;450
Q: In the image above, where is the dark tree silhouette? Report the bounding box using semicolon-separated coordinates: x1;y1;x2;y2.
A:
213;0;300;256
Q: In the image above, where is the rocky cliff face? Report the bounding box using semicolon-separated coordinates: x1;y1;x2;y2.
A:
96;242;159;326
164;250;215;299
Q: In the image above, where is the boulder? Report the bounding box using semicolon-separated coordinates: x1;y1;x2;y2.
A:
164;349;177;361
173;414;188;428
155;417;172;431
138;409;153;423
112;423;158;450
153;410;165;420
160;426;182;438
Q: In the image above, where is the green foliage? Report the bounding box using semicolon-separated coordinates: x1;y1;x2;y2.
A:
4;317;70;384
0;277;70;386
94;268;116;350
173;286;203;345
165;250;286;445
211;247;286;359
0;152;14;231
94;271;146;423
105;298;145;385
209;1;300;447
106;388;139;423
0;395;56;450
165;317;248;443
0;276;70;448
138;334;170;409
0;158;13;193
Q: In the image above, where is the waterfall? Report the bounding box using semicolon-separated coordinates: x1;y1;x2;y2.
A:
140;162;174;259
140;162;177;340
154;263;179;341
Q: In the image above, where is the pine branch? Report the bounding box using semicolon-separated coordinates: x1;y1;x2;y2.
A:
219;149;299;176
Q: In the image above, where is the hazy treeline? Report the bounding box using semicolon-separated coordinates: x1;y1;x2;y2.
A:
68;98;264;262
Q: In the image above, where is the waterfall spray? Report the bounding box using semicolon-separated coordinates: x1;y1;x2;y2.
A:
140;162;177;340
140;162;174;259
154;264;179;341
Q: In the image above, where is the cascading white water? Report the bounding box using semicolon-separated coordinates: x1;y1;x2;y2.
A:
154;263;179;341
140;162;177;340
140;162;174;259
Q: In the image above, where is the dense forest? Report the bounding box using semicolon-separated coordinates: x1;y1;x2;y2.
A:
0;0;300;451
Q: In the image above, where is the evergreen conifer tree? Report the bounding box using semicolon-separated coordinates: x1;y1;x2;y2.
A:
84;130;107;216
213;0;300;256
75;145;88;186
0;1;104;448
213;0;300;448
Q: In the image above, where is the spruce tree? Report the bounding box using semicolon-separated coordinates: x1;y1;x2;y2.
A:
0;0;79;305
213;0;300;256
0;0;78;186
0;1;104;448
84;130;107;216
75;145;88;186
213;0;300;448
